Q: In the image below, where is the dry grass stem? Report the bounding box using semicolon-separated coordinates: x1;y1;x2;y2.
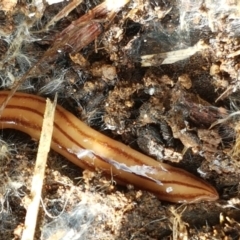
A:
21;96;57;240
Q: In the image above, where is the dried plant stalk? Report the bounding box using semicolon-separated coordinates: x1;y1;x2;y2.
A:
21;96;57;240
141;40;208;67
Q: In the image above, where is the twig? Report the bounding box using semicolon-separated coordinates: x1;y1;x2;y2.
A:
21;95;57;240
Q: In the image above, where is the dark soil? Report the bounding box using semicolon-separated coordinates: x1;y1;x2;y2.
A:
1;0;240;239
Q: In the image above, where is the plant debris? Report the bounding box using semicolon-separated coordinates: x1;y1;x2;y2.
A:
1;0;240;239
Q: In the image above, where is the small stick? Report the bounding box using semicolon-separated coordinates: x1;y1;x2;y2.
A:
21;95;57;240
